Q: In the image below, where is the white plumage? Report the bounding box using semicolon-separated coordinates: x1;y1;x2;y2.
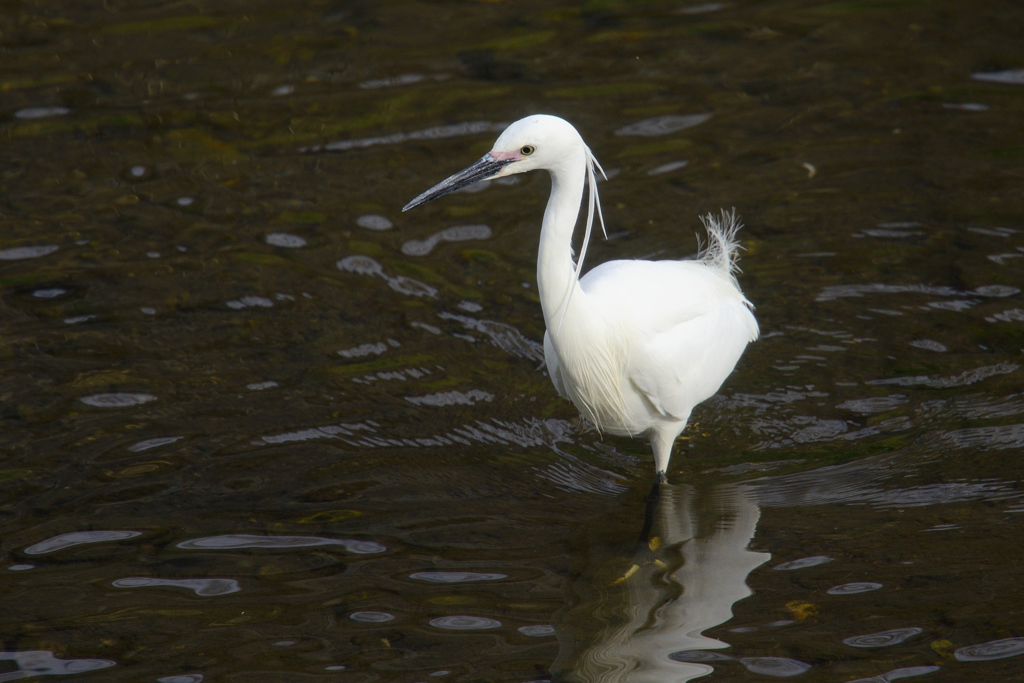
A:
404;115;758;481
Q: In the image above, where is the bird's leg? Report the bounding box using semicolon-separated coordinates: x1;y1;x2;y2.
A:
611;482;663;585
638;480;661;545
650;427;679;481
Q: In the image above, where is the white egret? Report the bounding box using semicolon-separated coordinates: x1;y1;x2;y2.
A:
403;115;758;481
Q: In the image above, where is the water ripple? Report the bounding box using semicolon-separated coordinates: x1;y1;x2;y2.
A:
837;396;907;414
867;363;1017;388
308;121;507;153
668;651;733;662
972;69;1024;85
909;340;946;352
25;530;142;555
429;616;502;630
402;224;492;256
647;160;689;175
828;582;883;595
406;390;493;407
349;611;395;623
817;282;1018;302
356;214;393;230
0;245;60;260
226;296;273;309
928;424;1024;452
337;255;437;298
518;625;555;637
0;651;115;680
437;312;543;361
80;393;157;408
113;577;241;596
849;665;942;682
615;114;712;136
535;452;629;496
739;657;811;677
410;571;507;583
256;422;376;445
954;637;1024;661
338;341;396;358
265;232;306;248
844;627;923;648
129;437;182;452
176;534;385;554
773;555;832;570
14;106;71;119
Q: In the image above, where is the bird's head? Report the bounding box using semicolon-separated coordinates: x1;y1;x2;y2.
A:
403;115;584;212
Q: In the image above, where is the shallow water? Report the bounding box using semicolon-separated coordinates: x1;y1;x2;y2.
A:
1;0;1023;681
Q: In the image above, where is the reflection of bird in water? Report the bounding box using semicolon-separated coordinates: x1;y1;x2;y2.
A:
549;483;769;682
404;115;758;482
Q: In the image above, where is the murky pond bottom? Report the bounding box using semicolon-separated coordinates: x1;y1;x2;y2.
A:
2;0;1023;681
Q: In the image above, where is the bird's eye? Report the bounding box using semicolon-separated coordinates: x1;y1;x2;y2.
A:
520;145;536;156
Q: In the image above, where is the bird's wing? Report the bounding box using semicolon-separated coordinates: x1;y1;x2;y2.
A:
628;292;757;422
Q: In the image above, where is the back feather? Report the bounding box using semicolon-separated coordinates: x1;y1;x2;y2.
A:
697;208;745;288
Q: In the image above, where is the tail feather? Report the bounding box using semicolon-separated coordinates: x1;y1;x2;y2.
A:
697;208;744;285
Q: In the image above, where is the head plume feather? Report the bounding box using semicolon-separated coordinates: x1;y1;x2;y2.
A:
555;144;607;335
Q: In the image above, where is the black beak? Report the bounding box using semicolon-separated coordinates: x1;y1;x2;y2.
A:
403;155;514;212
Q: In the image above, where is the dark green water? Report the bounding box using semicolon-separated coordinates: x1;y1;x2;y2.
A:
1;0;1023;681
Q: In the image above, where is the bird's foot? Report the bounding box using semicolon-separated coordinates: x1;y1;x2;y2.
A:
610;536;667;585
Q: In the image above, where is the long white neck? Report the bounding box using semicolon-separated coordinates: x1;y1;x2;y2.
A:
537;144;588;332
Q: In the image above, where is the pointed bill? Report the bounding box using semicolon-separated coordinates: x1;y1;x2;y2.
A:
403;155;514;212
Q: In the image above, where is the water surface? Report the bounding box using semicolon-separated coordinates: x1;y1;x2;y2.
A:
1;0;1022;681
